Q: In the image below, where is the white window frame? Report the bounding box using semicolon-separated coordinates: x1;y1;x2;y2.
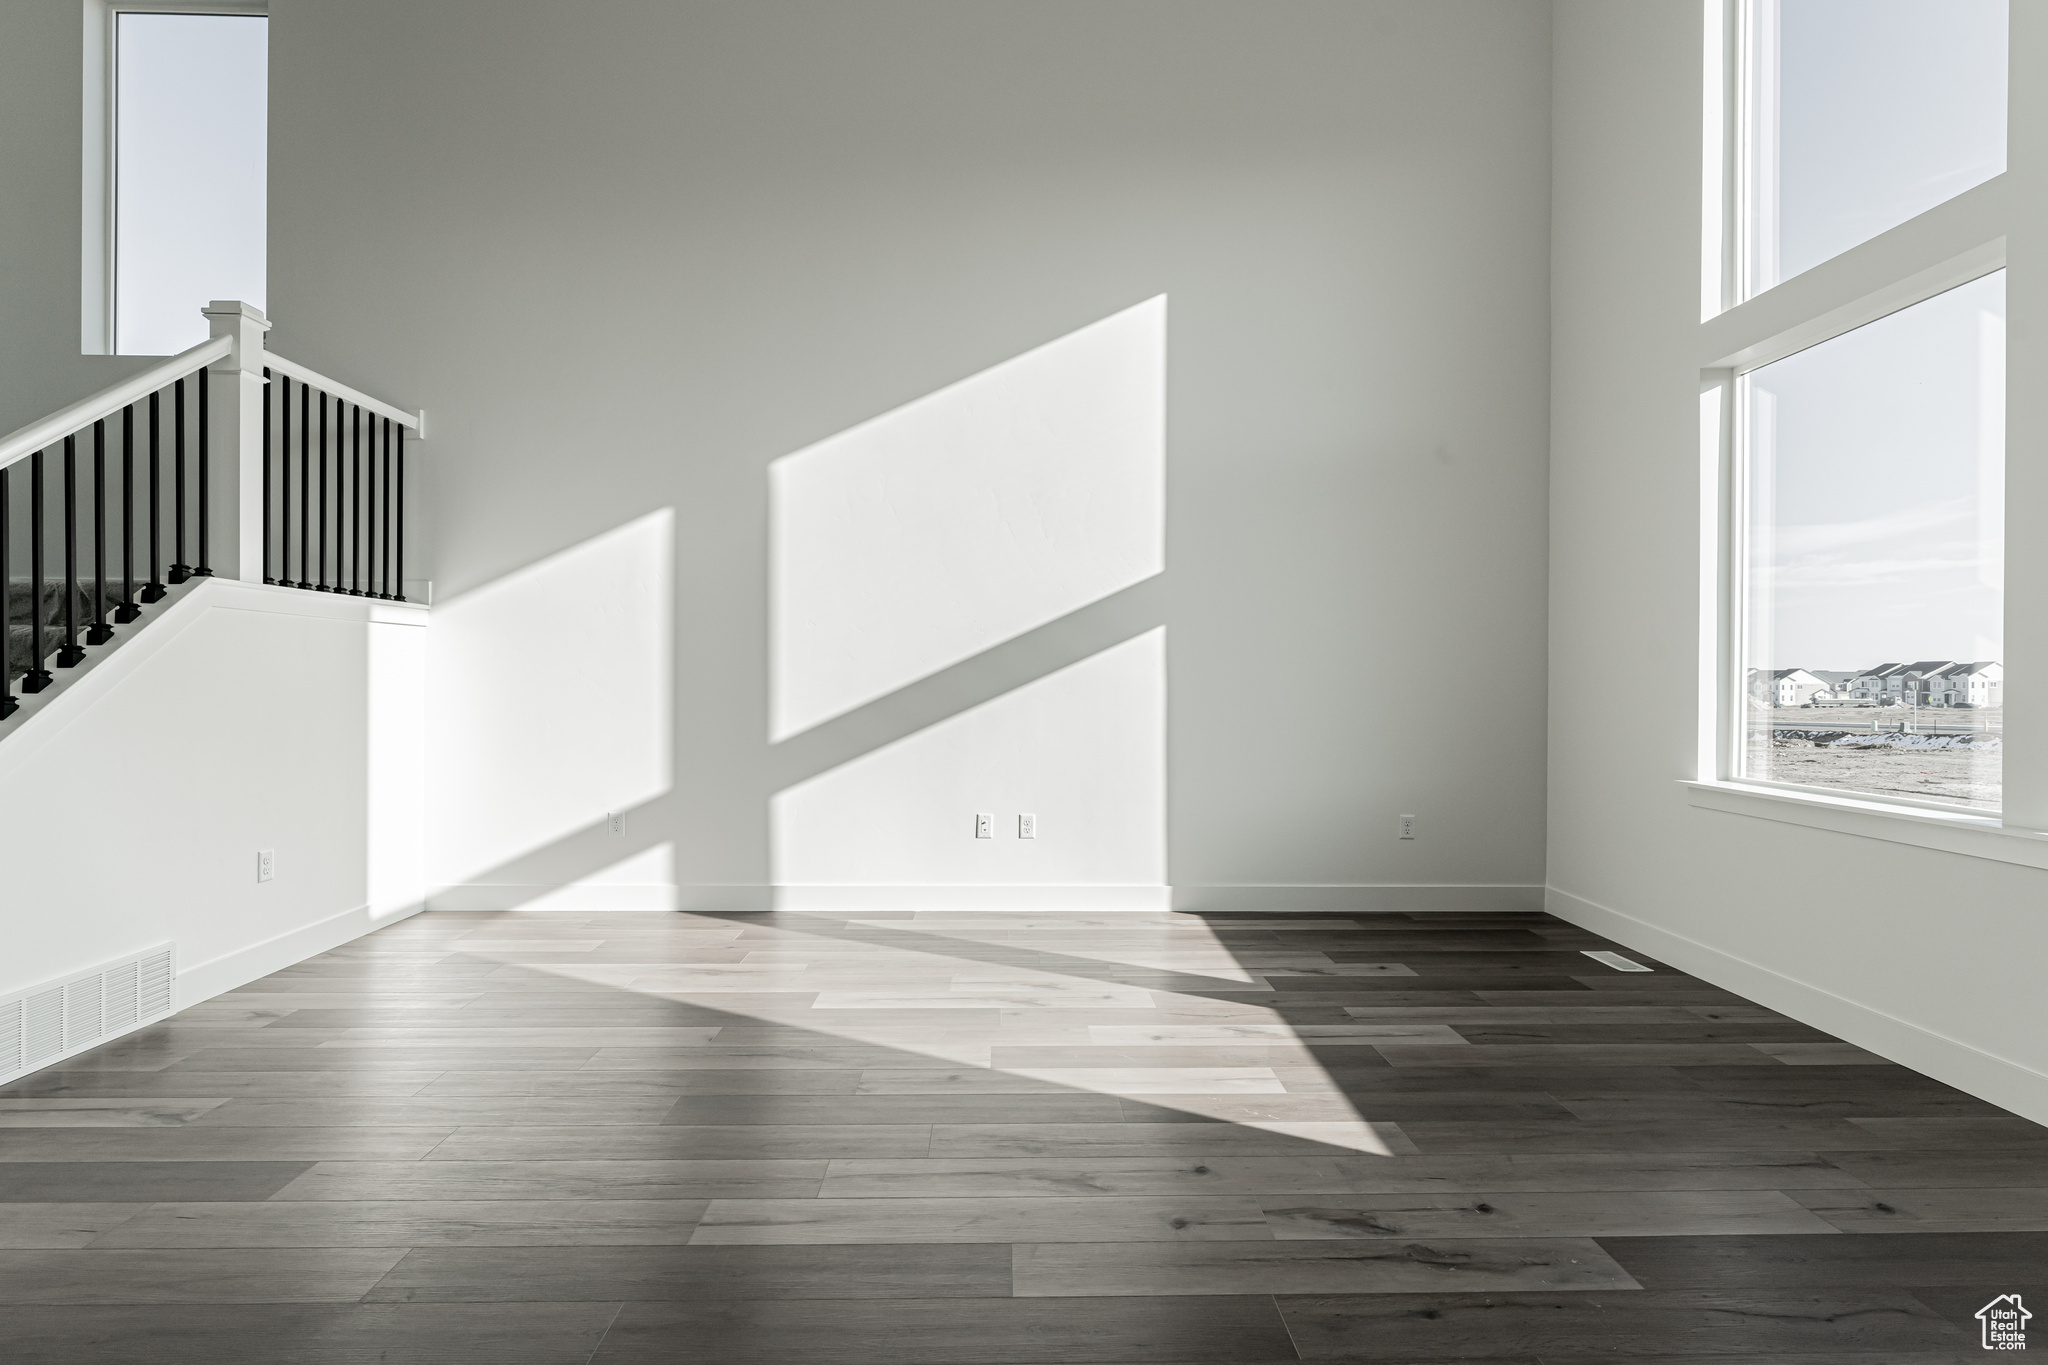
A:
1686;0;2048;869
81;0;267;356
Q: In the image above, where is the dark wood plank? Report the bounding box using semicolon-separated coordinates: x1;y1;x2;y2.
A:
590;1295;1299;1363
1274;1289;1971;1359
0;1302;621;1364
1596;1231;2048;1290
0;1162;312;1202
365;1243;1012;1301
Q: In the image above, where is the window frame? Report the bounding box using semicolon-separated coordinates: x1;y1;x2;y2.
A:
1697;0;2020;836
81;0;267;357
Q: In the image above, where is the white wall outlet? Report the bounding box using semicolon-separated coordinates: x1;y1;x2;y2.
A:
1397;814;1417;841
608;812;625;836
256;849;275;882
974;813;994;839
1017;813;1037;839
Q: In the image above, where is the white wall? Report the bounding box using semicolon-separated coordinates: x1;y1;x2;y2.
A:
267;0;1554;911
0;582;426;1007
0;1;156;432
1549;1;2048;1122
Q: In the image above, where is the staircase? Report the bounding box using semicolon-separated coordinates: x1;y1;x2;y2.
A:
0;301;422;729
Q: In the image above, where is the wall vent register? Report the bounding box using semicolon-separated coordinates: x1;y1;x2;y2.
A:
0;944;173;1085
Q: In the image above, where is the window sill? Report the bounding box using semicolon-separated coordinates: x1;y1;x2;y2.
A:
1682;780;2048;872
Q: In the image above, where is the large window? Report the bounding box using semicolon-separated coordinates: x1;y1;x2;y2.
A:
1741;0;2006;297
110;9;267;356
1719;0;2008;813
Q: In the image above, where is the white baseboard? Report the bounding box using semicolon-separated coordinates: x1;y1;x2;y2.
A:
426;884;680;912
1173;884;1545;913
1544;883;2048;1127
174;900;427;1010
424;882;1543;913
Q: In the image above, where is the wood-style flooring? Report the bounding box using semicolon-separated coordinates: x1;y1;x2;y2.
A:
2;908;2045;1362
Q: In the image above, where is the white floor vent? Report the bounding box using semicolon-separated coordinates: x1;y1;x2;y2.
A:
0;944;175;1087
1582;949;1653;973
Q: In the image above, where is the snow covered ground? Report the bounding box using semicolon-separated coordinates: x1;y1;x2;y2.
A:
1744;707;2001;809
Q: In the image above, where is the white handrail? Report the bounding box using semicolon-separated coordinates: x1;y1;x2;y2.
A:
262;351;423;433
0;336;229;472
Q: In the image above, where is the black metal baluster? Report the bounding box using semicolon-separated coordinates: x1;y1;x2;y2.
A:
116;405;139;623
194;366;211;576
379;417;393;599
316;392;330;590
349;405;362;596
364;411;376;598
298;382;310;588
280;377;293;589
23;451;52;692
0;467;13;718
169;380;189;583
87;421;112;644
142;393;164;603
57;435;84;667
262;368;273;584
394;425;406;602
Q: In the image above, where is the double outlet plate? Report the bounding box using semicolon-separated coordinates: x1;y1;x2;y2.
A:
976;814;1035;839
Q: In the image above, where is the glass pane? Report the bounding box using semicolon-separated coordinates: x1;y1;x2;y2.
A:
1741;271;2004;809
115;13;268;356
1747;0;2006;296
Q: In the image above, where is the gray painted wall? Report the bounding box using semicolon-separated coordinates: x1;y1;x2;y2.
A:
264;0;1553;909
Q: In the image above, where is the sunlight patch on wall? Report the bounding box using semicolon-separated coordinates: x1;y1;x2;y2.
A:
770;297;1166;741
426;510;674;888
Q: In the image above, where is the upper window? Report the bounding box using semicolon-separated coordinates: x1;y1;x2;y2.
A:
1741;0;2006;298
112;10;267;356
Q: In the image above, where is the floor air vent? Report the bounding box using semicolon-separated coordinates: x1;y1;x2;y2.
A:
1582;949;1653;972
0;945;175;1086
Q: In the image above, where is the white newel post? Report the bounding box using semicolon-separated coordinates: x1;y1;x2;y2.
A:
202;300;273;584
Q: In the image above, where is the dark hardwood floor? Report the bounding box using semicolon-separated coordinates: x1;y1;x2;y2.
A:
2;908;2044;1362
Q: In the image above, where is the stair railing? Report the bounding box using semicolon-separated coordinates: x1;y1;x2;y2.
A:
0;301;422;723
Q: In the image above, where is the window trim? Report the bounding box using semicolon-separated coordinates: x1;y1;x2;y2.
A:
81;0;267;357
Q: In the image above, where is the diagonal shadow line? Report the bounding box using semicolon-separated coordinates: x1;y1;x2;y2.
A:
430;792;691;910
685;907;1287;1001
767;572;1166;792
235;921;1399;1168
430;801;1274;993
430;576;1168;930
433;807;1264;992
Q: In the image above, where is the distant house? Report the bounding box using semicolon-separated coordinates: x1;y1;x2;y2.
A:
1843;660;2002;707
1846;663;1908;700
1928;661;2003;708
1748;667;1828;707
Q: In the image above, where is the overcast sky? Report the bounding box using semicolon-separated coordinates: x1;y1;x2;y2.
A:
1746;1;2007;674
1748;270;2004;673
116;12;267;356
1766;0;2006;289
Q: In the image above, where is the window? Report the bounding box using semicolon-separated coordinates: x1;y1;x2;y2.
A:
1716;0;2008;815
1740;0;2006;297
100;7;268;356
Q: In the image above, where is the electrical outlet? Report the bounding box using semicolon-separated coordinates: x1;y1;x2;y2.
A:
974;813;994;839
608;812;625;836
1017;813;1037;839
257;849;275;882
1397;814;1417;841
